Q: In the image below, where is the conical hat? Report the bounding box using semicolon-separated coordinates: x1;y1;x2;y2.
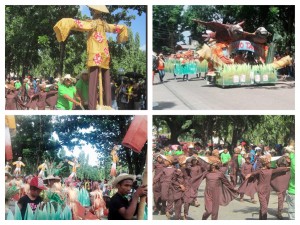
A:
88;5;109;14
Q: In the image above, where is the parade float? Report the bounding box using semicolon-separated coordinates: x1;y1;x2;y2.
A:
192;19;293;87
162;19;293;88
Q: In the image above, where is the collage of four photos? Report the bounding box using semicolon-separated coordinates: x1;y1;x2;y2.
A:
4;4;295;221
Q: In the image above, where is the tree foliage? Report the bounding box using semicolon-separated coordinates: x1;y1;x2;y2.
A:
10;115;147;179
153;115;295;153
154;5;295;55
5;5;146;79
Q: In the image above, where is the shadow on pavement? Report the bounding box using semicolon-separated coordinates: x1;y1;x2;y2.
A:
153;101;176;110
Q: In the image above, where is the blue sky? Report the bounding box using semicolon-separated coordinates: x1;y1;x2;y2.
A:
80;6;146;51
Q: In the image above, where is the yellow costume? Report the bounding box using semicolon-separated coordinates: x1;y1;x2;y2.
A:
68;159;80;179
110;146;119;177
53;18;128;69
12;157;25;175
5;162;11;173
38;161;48;178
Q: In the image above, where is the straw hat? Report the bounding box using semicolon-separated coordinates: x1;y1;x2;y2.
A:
63;74;72;80
284;146;295;153
43;175;61;182
112;173;135;188
160;155;173;164
259;155;271;165
88;5;109;14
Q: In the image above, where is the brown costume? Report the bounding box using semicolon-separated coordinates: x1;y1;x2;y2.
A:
153;160;165;213
270;157;291;218
5;88;19;110
246;167;290;220
202;170;238;220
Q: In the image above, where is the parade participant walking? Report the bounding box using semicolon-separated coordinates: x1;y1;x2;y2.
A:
56;74;82;110
17;176;47;219
270;153;291;219
238;155;257;203
5;85;19;110
230;148;240;186
108;173;147;220
90;181;106;219
245;155;290;220
286;147;295;220
32;84;58;110
153;154;165;214
54;5;128;109
157;53;165;83
220;147;231;175
201;158;238;220
187;157;203;207
76;70;89;109
159;155;185;220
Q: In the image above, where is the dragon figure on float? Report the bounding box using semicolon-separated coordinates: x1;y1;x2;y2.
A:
193;19;292;87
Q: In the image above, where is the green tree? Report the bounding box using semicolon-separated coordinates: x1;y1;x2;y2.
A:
153;5;184;54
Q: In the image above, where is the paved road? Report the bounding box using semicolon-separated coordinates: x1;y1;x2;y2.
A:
153;72;295;110
152;180;289;220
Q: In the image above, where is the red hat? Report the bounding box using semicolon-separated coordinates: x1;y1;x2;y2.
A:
30;176;47;190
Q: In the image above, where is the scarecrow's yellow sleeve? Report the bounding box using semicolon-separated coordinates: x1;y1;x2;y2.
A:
105;23;128;43
53;18;94;42
53;18;128;69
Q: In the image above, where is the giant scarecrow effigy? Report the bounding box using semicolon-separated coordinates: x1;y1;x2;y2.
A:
53;5;128;109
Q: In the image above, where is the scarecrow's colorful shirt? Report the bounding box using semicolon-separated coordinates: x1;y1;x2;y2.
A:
54;18;128;69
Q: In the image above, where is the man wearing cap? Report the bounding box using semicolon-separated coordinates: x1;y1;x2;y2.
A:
108;173;147;220
76;70;89;109
17;176;47;219
54;5;128;110
56;74;82;110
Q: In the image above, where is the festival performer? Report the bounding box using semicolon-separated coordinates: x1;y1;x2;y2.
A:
26;83;37;109
22;175;33;196
76;70;89;109
45;83;59;110
56;74;82;110
201;158;238;220
5;162;12;174
30;84;58;110
110;145;119;178
180;156;196;220
54;5;128;110
230;148;240;186
90;181;106;219
108;173;147;220
270;153;291;219
65;179;79;219
159;155;185;220
12;157;25;176
238;154;257;203
5;84;19;110
38;160;48;178
153;154;166;214
17;176;47;219
244;155;290;220
186;157;203;208
68;158;80;179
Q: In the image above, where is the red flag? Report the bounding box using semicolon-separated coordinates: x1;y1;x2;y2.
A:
122;116;147;153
